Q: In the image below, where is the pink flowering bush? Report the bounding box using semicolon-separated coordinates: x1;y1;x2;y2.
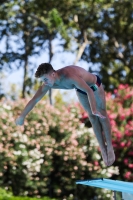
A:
105;84;133;181
0;98;118;200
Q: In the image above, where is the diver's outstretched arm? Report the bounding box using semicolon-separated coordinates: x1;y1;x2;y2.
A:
15;84;49;126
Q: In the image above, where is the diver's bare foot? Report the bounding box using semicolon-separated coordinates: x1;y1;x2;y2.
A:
101;148;108;166
107;147;115;166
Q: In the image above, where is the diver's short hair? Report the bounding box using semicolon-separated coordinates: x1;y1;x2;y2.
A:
35;63;55;78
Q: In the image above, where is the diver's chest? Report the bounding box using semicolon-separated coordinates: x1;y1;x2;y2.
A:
53;79;75;89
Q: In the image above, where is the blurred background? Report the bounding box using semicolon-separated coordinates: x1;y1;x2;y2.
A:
0;0;133;200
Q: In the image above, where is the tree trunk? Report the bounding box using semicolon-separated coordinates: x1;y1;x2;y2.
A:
73;30;90;65
22;57;28;98
48;36;53;105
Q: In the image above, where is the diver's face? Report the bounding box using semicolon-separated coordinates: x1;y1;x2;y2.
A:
40;72;55;87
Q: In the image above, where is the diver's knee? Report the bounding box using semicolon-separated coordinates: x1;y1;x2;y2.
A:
89;114;98;124
98;107;107;116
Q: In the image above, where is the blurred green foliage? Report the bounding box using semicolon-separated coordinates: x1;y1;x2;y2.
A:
0;188;56;200
1;0;133;98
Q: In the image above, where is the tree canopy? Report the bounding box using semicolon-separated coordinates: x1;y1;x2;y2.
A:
0;0;133;98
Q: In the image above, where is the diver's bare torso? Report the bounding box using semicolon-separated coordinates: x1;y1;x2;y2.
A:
51;65;97;90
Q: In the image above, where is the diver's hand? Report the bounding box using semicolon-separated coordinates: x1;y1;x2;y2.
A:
15;116;25;126
92;111;106;119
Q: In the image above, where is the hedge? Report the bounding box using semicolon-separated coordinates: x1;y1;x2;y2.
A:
0;95;122;199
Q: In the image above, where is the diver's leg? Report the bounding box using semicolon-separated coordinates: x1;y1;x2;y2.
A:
76;90;108;166
94;84;115;166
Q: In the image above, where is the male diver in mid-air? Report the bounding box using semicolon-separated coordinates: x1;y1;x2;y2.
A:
16;63;115;166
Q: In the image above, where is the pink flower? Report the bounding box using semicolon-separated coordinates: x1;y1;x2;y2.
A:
119;115;125;120
115;132;122;139
110;120;116;126
118;84;126;90
124;171;131;179
125;131;132;136
82;112;88;119
72;139;78;146
109;113;117;119
120;142;125;147
112;143;117;148
125;94;132;99
126;141;131;147
124;159;128;165
114;89;118;94
128;164;133;168
94;161;99;166
128;152;133;156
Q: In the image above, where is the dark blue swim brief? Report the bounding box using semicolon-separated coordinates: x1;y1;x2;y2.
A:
75;75;102;95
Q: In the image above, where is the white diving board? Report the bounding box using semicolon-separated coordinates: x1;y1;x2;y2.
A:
76;178;133;200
